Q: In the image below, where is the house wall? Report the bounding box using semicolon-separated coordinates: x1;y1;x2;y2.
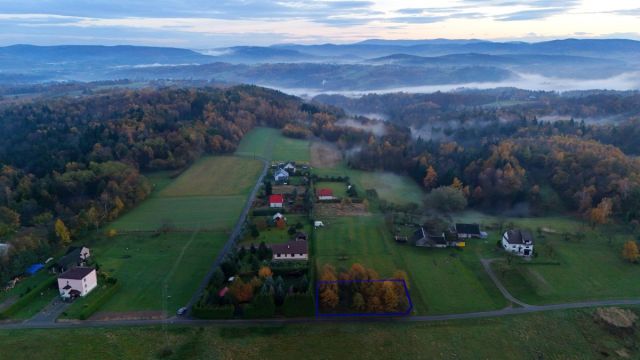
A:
273;253;308;261
57;270;98;297
501;234;533;256
318;196;334;201
270;202;283;208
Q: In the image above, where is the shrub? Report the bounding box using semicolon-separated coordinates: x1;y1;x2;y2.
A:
282;294;315;317
0;276;56;319
77;282;121;320
244;294;276;318
191;304;235;319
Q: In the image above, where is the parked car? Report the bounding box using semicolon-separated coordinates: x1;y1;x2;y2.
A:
177;307;188;316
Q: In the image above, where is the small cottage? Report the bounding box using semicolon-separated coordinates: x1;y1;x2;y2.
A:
57;267;98;300
455;224;486;239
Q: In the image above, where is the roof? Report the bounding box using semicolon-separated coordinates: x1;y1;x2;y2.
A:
428;234;447;245
269;194;284;203
504;230;534;245
219;287;229;297
318;189;333;197
456;223;481;235
271;240;308;255
409;228;426;243
64;246;87;256
295;232;308;240
59;267;95;280
274;168;289;177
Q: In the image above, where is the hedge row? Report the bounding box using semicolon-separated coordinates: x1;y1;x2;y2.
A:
253;208;285;216
243;295;276;318
281;294;315;317
0;276;56;319
77;282;121;320
191;304;235;319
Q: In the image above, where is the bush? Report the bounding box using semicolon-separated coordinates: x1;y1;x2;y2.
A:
282;294;315;317
77;282;121;320
191;304;235;319
0;276;56;319
244;294;276;318
252;208;283;216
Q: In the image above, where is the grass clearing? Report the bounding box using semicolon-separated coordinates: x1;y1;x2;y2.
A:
2;307;639;359
160;156;262;197
109;155;260;232
236;127;310;162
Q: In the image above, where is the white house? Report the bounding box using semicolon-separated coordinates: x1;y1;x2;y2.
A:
271;240;308;261
502;229;534;257
274;168;289;183
57;267;98;300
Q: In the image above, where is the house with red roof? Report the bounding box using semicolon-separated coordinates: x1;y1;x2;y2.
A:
317;188;334;201
269;194;284;208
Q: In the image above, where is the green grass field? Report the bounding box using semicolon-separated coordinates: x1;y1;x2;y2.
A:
315;182;348;198
109;156;261;231
2;307;638;359
239;215;311;247
314;215;505;314
63;231;228;315
315;162;424;205
454;211;640;304
236;127;310;162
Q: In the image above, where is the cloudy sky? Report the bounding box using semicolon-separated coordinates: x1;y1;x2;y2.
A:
0;0;639;48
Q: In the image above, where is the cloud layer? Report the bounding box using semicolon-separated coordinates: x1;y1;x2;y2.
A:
0;1;639;46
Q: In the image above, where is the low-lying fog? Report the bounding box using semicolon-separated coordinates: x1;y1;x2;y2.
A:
270;72;640;98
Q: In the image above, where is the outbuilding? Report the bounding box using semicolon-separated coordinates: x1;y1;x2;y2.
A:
269;194;284;208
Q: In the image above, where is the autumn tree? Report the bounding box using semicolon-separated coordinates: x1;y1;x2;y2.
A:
352;292;365;311
0;206;20;237
622;240;639;263
381;281;400;312
229;277;254;303
423;166;438;190
319;264;339;309
451;177;463;190
424;186;468;213
258;266;273;279
54;219;71;245
589;197;613;228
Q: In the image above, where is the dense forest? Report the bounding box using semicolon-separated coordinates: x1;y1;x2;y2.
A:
0;85;340;282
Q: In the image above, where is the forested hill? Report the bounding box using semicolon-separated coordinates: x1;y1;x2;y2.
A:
0;85;340;282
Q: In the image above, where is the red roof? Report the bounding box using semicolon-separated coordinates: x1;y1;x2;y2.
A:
318;189;333;197
269;194;284;204
218;287;229;297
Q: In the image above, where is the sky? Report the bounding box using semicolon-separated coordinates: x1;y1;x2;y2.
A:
0;0;639;48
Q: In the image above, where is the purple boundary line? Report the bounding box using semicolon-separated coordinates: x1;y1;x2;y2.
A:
315;279;413;317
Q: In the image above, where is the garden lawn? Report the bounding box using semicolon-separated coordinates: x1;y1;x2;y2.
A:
315;181;348;198
236;127;310;162
2;307;639;359
109;155;261;232
64;231;228;315
239;215;311;247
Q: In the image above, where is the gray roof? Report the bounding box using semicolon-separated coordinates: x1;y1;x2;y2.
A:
271;240;308;255
59;267;95;280
505;230;534;245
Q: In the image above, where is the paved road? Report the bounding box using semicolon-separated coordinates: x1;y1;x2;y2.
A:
25;297;70;324
184;156;270;314
1;298;640;330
